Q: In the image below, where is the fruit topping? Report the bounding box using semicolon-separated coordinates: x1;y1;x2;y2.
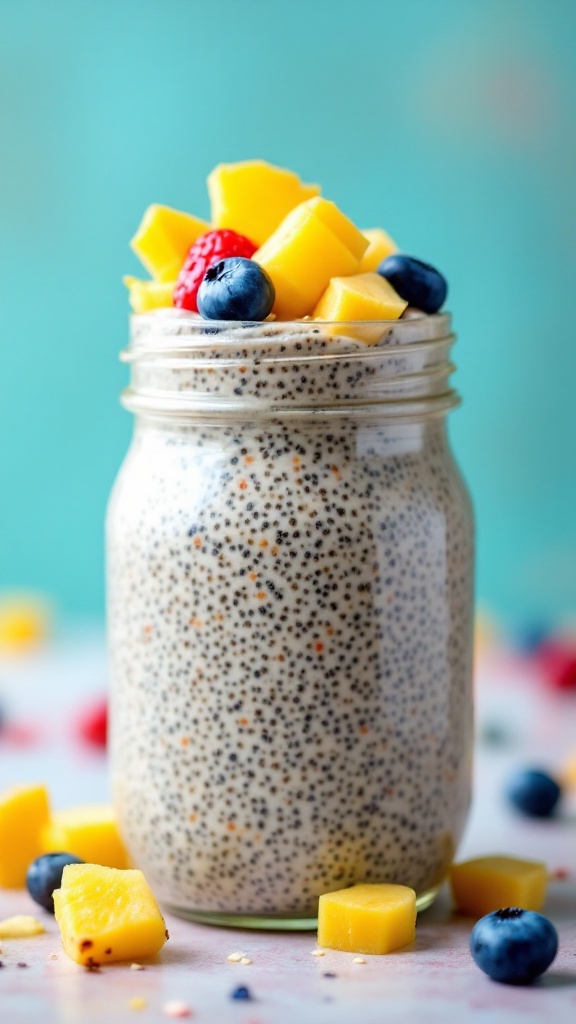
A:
123;277;175;314
173;229;257;312
126;161;453;336
377;254;447;314
208;160;320;246
253;197;368;319
470;908;558;985
53;863;168;966
506;768;562;818
27;852;84;913
312;271;408;338
359;227;398;272
197;257;275;321
317;883;416;954
449;855;548;917
130;205;210;282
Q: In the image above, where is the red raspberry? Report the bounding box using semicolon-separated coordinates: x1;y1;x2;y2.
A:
173;229;257;312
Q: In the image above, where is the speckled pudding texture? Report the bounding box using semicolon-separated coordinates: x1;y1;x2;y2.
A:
107;311;474;920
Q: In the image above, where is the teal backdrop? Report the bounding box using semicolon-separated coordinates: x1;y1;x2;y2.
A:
1;0;575;627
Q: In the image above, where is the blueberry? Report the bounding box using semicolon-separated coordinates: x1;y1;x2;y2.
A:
197;258;275;321
377;254;447;314
506;768;561;818
26;852;84;913
230;985;252;1001
470;907;558;984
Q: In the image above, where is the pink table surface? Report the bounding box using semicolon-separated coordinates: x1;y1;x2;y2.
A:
1;629;575;1024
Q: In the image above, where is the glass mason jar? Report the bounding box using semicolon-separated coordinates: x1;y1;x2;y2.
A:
107;311;474;929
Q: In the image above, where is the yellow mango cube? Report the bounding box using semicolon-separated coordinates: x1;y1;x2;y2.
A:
123;276;175;314
359;227;398;272
317;883;416;955
450;856;548;917
41;805;129;870
253;197;368;319
54;864;168;966
312;272;408;343
130;205;210;282
208;159;320;246
0;785;50;888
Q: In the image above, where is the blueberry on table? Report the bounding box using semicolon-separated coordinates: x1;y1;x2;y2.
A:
26;852;84;913
377;254;447;314
470;907;558;984
230;985;253;1001
506;768;561;818
197;257;275;321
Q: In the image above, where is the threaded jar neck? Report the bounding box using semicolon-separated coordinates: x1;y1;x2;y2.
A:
121;311;459;421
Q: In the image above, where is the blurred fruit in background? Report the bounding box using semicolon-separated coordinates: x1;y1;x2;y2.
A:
0;593;52;654
474;607;500;666
74;697;108;750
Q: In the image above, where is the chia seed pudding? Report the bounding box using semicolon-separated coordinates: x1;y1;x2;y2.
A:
107;312;474;926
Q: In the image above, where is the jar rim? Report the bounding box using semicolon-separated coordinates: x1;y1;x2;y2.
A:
122;310;459;420
125;309;452;359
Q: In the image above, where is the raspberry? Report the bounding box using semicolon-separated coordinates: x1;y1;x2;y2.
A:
173;229;257;312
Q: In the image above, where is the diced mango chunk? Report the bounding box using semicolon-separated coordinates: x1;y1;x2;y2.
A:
0;915;45;938
0;785;50;888
130;205;210;282
54;864;167;966
208;159;320;246
359;227;398;272
312;272;408;342
123;276;175;314
450;856;548;917
41;806;129;870
317;883;416;955
253;197;368;319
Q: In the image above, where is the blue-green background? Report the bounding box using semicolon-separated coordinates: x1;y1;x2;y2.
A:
1;0;575;626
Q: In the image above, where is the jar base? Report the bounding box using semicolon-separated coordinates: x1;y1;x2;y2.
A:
163;884;441;931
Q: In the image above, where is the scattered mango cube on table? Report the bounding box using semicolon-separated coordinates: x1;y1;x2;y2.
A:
208;159;320;246
449;855;548;917
359;227;398;272
317;883;416;954
130;205;210;282
41;805;129;870
123;276;176;314
254;196;368;319
0;785;50;888
54;864;168;966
